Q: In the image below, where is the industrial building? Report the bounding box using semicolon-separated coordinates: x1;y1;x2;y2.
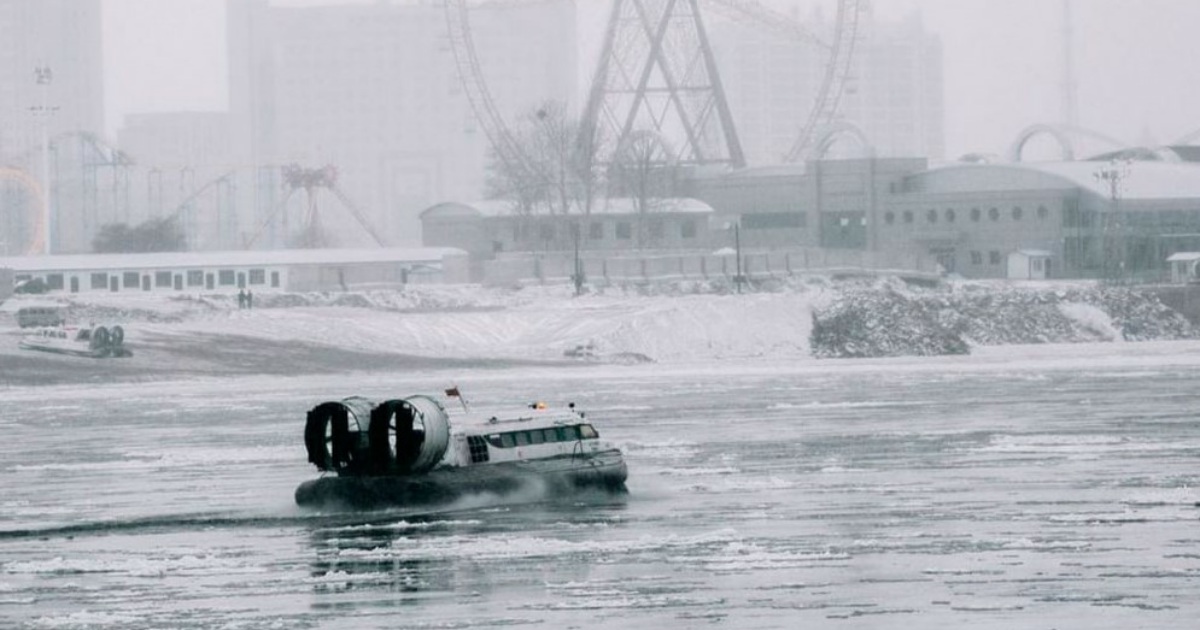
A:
424;150;1200;282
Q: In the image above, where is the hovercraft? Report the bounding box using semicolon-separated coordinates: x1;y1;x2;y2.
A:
18;324;131;358
295;393;627;509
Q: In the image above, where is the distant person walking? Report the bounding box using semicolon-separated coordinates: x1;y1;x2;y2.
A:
238;289;247;309
246;290;254;310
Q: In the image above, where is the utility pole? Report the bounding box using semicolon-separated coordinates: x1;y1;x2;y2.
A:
727;220;744;294
1093;159;1131;283
571;221;584;296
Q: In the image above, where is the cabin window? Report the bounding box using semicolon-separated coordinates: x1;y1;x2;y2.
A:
467;435;490;463
541;428;557;443
681;219;696;239
559;426;580;441
515;432;530;446
500;433;515;448
579;424;598;439
530;430;545;445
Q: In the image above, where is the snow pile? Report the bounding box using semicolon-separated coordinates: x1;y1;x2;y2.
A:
811;281;1197;358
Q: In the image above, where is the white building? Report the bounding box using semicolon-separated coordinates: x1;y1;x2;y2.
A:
712;9;943;164
0;247;470;295
226;0;578;247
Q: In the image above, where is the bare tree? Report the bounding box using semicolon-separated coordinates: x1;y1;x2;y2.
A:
484;101;608;247
608;131;679;249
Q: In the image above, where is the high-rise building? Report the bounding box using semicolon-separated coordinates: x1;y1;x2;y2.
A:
0;0;104;159
0;0;104;254
713;9;943;165
227;0;578;246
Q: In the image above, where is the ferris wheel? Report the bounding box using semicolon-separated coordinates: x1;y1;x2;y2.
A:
444;0;866;179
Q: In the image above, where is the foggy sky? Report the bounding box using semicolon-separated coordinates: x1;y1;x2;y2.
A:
102;0;1200;160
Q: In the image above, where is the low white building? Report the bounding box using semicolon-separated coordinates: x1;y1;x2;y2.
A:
1167;252;1200;284
1007;249;1053;280
0;248;469;295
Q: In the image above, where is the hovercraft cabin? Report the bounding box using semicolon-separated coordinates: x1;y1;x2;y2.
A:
0;247;469;294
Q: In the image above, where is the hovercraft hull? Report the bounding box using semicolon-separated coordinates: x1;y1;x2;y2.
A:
295;449;627;509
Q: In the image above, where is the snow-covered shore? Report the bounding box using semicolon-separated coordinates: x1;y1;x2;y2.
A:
1;276;1195;386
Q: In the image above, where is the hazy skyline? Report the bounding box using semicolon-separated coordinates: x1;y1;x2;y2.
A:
101;0;1200;161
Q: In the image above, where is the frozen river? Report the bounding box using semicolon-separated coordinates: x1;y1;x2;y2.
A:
2;342;1200;629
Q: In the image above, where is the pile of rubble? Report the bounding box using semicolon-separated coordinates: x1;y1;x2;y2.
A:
811;282;1198;359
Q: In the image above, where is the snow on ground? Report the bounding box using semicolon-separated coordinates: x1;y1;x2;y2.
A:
4;276;1190;383
129;285;823;363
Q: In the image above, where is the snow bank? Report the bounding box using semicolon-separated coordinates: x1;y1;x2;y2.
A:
810;280;1196;358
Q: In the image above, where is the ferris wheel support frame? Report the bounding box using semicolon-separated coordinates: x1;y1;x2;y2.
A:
445;0;864;171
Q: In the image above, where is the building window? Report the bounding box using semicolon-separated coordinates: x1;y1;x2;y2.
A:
681;219;696;239
988;207;1000;221
187;270;204;287
971;207;981;222
926;209;938;224
1033;258;1044;272
616;222;632;240
1037;205;1050;219
46;274;64;290
945;209;956;223
1012;206;1024;220
588;222;604;240
90;273;108;290
123;272;139;288
538;223;555;241
989;250;1001;265
648;218;664;239
218;270;235;286
970;251;983;265
271;271;280;288
903;210;914;224
154;271;172;287
742;213;805;229
884;211;895;225
839;217;850;227
249;269;266;285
